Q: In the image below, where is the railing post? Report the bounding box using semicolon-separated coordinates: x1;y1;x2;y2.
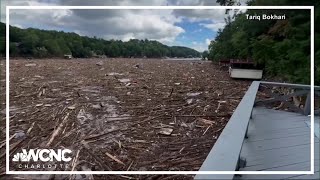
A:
304;92;311;115
245;123;249;139
194;81;260;180
236;156;247;171
245;110;254;138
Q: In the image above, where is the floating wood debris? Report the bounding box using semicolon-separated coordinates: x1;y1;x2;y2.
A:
3;58;250;176
105;152;125;165
159;128;174;135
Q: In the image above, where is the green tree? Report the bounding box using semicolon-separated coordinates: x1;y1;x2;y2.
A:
202;50;209;60
0;22;201;59
209;0;317;84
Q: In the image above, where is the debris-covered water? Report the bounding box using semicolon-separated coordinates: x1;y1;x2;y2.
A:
0;58;250;179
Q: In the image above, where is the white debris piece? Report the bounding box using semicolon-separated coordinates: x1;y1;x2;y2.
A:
92;104;101;109
25;63;36;67
67;106;76;110
159;128;173;135
186;99;193;105
119;78;131;83
96;61;103;66
108;72;123;76
186;92;201;97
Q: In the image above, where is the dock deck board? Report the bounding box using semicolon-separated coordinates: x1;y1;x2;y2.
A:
237;107;319;179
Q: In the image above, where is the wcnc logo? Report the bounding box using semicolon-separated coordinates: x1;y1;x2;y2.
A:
12;149;72;162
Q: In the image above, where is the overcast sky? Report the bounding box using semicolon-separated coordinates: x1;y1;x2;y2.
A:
1;0;246;52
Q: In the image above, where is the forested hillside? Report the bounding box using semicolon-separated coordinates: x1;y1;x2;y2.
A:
0;23;200;58
211;0;319;85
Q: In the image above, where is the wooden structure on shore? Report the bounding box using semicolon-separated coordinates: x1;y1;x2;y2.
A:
218;59;263;79
219;59;230;67
64;54;72;59
228;59;263;79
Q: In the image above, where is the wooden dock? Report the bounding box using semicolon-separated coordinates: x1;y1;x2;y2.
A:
237;107;319;179
195;81;320;180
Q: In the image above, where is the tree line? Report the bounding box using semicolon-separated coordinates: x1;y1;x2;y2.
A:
0;22;200;59
211;0;319;85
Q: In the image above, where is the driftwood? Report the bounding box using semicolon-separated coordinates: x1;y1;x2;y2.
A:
68;149;80;180
81;141;112;171
0;139;24;159
0;133;16;149
46;113;70;147
175;114;230;118
127;161;134;171
5;59;251;175
105;152;125;165
27;122;35;134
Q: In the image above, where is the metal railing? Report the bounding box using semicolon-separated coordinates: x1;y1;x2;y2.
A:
195;81;260;179
256;81;320;116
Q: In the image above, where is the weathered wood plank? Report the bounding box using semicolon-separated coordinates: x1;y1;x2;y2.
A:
245;153;319;170
243;156;317;171
237;161;319;179
247;121;308;135
242;142;319;161
247;108;310;139
288;170;320;179
237;106;319;179
241;135;310;153
195;81;260;180
245;130;310;142
251;107;307;119
245;145;319;167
